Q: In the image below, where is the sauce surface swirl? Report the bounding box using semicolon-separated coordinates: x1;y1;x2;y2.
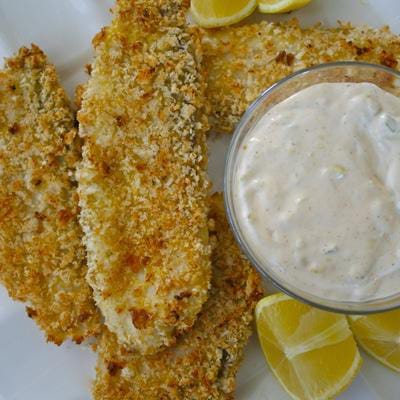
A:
233;82;400;301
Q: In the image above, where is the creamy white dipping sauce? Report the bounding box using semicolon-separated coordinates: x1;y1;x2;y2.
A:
233;82;400;301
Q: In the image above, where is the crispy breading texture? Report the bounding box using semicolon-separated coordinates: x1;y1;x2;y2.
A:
0;45;100;344
202;20;400;132
77;0;211;354
93;193;264;400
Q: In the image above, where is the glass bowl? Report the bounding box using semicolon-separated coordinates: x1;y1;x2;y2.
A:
224;61;400;314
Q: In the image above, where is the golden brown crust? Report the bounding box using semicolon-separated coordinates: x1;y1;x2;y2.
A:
92;194;264;400
0;45;101;344
78;0;211;354
75;83;86;110
202;20;400;132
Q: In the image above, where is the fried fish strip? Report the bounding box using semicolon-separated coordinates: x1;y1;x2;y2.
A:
77;0;211;354
93;194;263;400
202;20;400;132
0;45;100;344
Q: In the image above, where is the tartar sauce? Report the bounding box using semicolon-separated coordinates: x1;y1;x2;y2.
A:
233;82;400;301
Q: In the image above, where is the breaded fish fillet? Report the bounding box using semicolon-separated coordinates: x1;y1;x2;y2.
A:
202;20;400;132
77;0;211;354
0;45;100;344
93;193;264;400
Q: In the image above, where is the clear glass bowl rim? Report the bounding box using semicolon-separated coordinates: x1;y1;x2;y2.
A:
224;61;400;315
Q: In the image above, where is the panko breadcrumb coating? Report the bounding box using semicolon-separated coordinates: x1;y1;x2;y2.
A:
93;193;264;400
202;20;400;132
0;45;100;344
77;0;211;354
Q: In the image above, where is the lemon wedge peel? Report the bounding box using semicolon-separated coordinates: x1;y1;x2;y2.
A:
190;0;257;28
258;0;311;14
256;294;363;400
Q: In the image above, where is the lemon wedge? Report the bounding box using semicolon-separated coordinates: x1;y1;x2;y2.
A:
258;0;312;14
349;311;400;372
190;0;257;28
256;294;362;400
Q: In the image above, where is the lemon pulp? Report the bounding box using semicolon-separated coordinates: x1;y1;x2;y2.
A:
256;294;362;400
190;0;257;28
349;311;400;372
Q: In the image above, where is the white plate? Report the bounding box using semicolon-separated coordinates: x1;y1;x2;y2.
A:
0;1;399;399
